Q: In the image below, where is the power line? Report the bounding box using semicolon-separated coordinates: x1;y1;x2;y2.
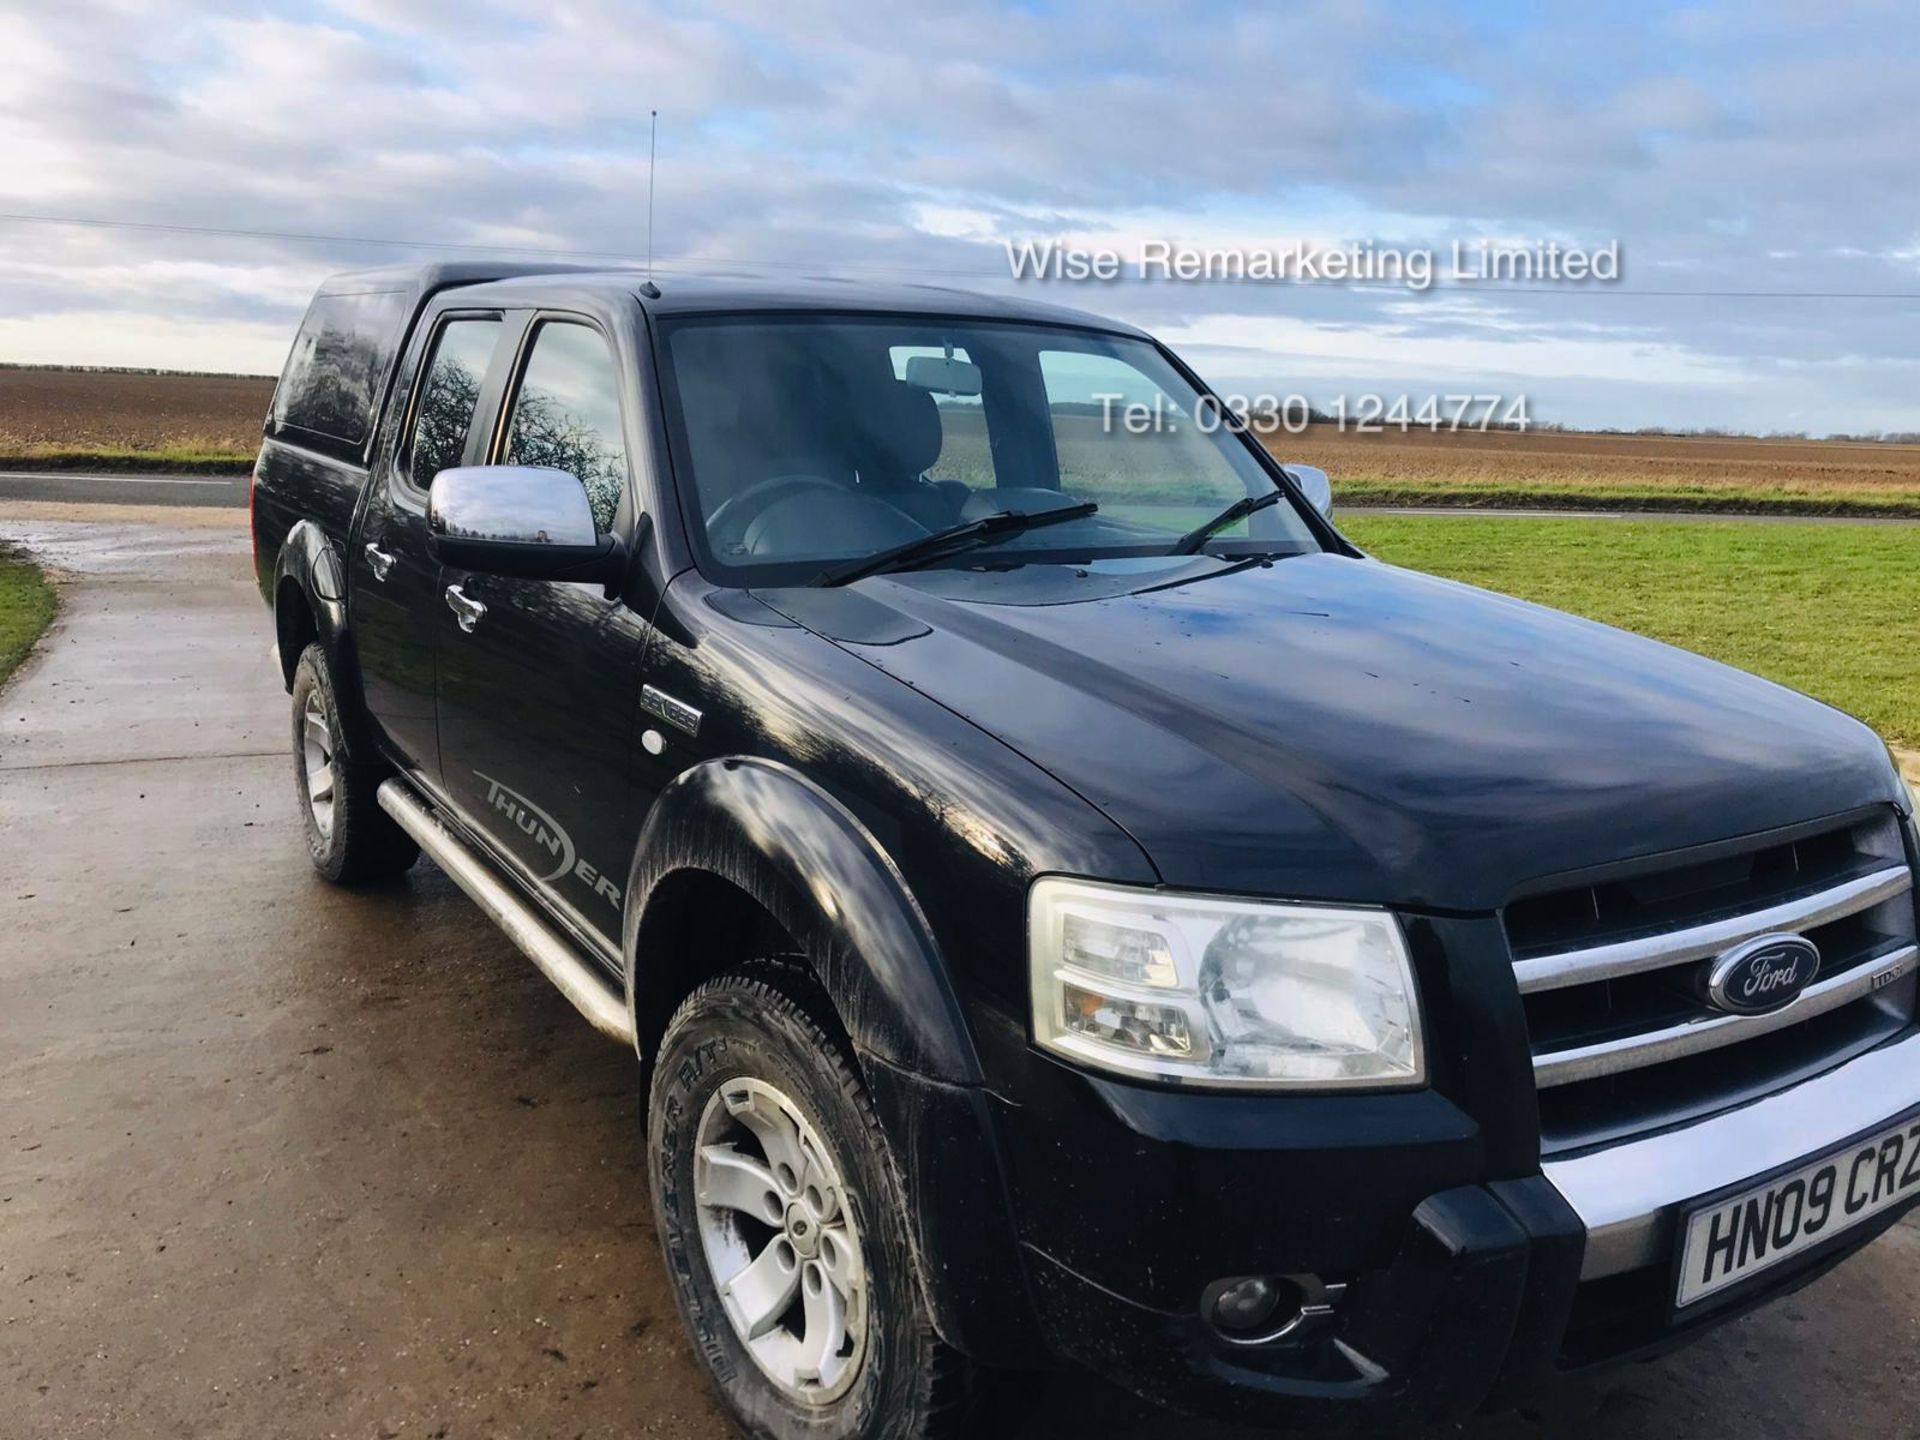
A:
3;209;1918;300
0;210;658;263
0;209;999;278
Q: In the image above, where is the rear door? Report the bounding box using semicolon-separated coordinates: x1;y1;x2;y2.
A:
433;315;652;957
349;308;508;783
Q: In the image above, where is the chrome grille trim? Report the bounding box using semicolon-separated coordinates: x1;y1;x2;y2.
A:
1533;943;1918;1088
1544;1029;1920;1280
1512;865;1912;995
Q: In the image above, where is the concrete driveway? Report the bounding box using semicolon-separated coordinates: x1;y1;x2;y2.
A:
2;504;1915;1440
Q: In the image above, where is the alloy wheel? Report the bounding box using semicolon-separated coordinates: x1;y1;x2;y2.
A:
301;698;337;839
692;1076;869;1404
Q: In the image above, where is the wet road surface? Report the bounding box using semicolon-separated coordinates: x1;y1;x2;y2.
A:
2;505;1916;1439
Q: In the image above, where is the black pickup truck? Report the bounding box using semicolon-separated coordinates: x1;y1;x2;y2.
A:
252;261;1920;1438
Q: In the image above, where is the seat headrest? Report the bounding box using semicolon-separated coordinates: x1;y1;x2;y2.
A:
854;379;942;479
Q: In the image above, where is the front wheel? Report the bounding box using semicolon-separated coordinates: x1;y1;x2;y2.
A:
649;964;975;1440
289;642;417;883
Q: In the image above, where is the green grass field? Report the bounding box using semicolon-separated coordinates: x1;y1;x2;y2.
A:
1342;515;1920;751
0;545;57;688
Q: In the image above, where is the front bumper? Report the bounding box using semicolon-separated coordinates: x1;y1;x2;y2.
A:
1023;1183;1558;1428
1547;1027;1920;1282
977;1027;1920;1427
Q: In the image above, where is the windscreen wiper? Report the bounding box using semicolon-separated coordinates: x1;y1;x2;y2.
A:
1170;487;1289;554
815;502;1098;587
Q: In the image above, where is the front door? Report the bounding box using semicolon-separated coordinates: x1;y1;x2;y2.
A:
349;310;506;783
434;317;650;958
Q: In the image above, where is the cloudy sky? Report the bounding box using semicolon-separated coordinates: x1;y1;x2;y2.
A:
2;0;1916;433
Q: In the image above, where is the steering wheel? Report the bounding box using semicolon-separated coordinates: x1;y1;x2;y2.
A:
706;474;849;554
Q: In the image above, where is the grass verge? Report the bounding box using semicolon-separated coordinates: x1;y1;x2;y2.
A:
1342;515;1920;749
4;467;1916;512
0;544;57;688
0;446;255;475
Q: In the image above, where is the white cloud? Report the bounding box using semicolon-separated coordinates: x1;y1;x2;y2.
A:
1161;310;1747;388
0;0;1915;432
0;309;292;373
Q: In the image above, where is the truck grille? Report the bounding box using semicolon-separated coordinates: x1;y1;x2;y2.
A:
1505;810;1918;1153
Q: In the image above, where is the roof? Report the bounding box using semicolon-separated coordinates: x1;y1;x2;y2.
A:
629;273;1148;336
317;261;1148;338
313;259;601;297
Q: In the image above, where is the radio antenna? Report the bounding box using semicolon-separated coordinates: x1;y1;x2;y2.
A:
646;110;659;282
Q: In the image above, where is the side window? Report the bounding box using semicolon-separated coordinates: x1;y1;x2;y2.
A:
887;344;995;489
272;287;410;459
504;322;628;534
408;317;501;492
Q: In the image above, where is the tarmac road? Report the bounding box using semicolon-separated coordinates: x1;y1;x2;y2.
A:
0;470;249;508
2;503;1916;1440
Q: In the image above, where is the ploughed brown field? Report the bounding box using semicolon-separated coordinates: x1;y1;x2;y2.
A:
0;367;274;457
939;407;1920;515
2;366;1917;514
1251;425;1920;513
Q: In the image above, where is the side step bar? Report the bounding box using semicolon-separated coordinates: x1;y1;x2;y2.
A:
377;779;635;1045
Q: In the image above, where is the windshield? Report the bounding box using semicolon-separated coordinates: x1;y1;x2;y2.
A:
657;314;1322;585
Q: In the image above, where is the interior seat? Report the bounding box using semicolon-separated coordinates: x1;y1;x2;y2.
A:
851;380;971;530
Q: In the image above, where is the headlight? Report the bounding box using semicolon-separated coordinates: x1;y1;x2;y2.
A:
1028;877;1425;1090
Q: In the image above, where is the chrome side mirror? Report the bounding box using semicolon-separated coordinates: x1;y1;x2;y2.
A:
428;465;622;582
1281;463;1333;519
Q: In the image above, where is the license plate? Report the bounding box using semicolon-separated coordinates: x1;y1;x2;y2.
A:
1677;1116;1920;1308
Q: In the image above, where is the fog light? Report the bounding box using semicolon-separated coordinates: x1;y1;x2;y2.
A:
1208;1276;1283;1333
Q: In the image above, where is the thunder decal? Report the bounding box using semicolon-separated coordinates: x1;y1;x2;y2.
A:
475;772;623;909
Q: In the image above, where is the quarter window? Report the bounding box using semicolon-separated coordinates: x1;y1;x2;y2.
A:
408;317;501;491
505;322;628;534
274;287;410;456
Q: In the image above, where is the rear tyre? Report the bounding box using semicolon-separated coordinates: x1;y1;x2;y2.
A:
290;642;418;884
649;963;976;1440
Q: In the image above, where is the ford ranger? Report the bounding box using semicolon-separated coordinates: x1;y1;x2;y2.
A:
251;262;1920;1438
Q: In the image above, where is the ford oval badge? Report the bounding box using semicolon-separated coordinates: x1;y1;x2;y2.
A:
1706;933;1821;1015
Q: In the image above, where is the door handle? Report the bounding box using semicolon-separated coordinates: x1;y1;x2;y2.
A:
444;584;487;633
363;543;394;581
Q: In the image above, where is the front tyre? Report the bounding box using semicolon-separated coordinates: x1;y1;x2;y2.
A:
290;642;417;884
649;965;974;1440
